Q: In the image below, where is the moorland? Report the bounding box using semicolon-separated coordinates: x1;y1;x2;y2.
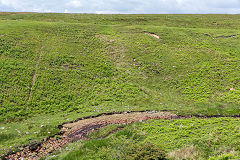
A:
0;13;240;159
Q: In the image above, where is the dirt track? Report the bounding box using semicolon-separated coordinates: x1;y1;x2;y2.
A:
26;46;43;104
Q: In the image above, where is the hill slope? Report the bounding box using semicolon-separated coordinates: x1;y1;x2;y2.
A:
1;13;240;121
0;13;240;158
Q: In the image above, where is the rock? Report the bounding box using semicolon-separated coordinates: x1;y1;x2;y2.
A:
29;141;40;151
179;123;184;128
109;39;115;43
18;147;24;150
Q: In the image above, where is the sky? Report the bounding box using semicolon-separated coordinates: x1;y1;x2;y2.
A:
0;0;240;14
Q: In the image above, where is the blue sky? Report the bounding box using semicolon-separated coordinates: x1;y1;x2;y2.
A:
0;0;240;14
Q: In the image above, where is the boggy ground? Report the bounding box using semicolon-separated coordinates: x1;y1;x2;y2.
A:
5;111;240;159
49;115;240;160
6;112;177;159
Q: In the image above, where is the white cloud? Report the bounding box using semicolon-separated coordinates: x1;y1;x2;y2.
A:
66;0;82;8
64;9;69;13
0;0;239;14
96;10;120;14
1;0;20;9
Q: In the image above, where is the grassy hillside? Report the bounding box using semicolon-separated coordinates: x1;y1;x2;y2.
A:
0;13;240;158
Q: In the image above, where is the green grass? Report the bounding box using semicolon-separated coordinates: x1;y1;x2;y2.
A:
0;13;240;157
86;124;123;139
48;118;240;160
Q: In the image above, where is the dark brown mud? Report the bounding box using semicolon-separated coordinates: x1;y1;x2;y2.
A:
5;111;240;160
5;111;177;160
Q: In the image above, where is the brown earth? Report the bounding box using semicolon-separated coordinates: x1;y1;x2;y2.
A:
6;111;177;160
145;32;160;39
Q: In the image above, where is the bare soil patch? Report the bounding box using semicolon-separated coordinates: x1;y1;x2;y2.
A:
145;32;160;39
5;111;240;160
202;33;239;39
6;112;177;160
